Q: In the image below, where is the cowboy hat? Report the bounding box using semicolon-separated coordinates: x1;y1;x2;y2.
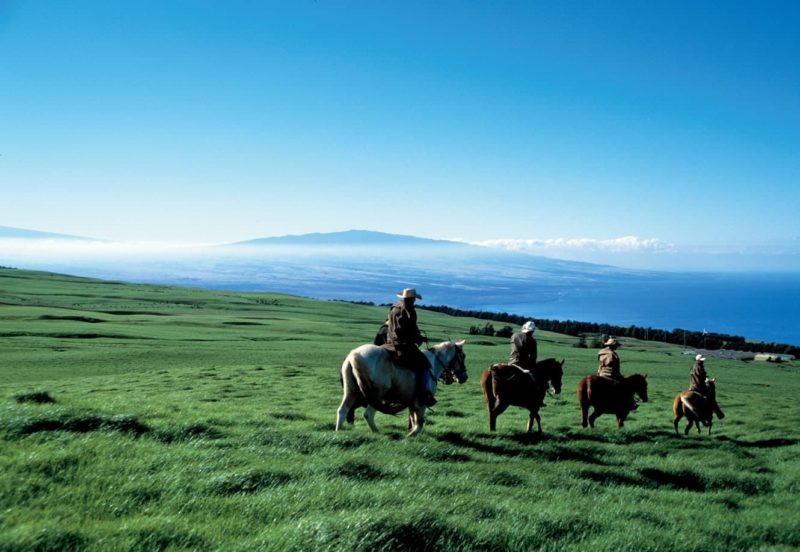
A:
522;321;536;333
604;337;620;347
397;288;422;300
695;354;706;361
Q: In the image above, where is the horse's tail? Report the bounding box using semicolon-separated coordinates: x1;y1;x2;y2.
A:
480;366;497;409
576;377;589;409
680;394;703;420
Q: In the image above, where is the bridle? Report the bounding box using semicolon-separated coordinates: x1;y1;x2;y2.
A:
431;343;466;384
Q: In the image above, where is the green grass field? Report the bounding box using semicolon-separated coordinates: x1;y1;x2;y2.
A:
1;268;798;551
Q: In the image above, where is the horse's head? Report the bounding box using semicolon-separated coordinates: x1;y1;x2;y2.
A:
433;340;468;385
704;377;717;400
628;373;649;402
535;358;564;395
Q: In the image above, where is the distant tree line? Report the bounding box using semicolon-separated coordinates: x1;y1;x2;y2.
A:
417;304;800;357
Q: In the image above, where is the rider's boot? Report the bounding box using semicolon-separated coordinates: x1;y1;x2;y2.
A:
418;369;437;407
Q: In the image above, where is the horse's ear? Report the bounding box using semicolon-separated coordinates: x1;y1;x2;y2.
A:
644;374;648;379
455;339;465;346
559;359;565;366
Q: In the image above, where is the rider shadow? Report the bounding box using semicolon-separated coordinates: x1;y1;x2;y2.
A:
715;436;799;449
435;431;607;466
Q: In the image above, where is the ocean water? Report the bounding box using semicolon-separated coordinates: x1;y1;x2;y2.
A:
13;253;800;346
478;272;800;346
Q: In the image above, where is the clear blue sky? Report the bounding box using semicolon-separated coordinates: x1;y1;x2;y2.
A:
1;1;798;268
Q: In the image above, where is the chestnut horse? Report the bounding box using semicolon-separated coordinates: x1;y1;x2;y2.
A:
672;378;725;435
335;340;468;437
480;358;564;433
577;374;648;428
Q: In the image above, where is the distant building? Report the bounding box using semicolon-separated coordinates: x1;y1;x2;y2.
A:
754;353;796;362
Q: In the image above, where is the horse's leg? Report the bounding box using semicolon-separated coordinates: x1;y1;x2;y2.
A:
526;410;535;433
363;406;379;433
708;420;713;435
490;401;509;431
588;408;601;428
533;412;542;434
336;396;356;431
672;395;683;436
407;406;425;437
684;418;693;435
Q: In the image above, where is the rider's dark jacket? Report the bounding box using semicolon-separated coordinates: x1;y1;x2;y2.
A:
509;331;538;370
689;360;708;394
385;300;430;371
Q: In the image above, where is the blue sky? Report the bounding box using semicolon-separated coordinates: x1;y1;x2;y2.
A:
1;1;798;270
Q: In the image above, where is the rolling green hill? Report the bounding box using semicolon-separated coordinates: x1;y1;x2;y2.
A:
1;268;798;551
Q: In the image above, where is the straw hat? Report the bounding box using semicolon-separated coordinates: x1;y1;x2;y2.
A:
604;337;620;347
397;288;422;300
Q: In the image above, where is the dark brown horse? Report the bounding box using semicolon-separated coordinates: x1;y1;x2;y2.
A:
672;378;725;435
577;374;648;428
480;358;564;433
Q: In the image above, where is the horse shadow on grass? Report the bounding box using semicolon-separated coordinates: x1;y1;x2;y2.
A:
435;431;608;466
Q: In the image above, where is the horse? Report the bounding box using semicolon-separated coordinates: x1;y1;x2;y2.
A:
672;378;725;435
480;358;564;433
577;373;648;428
335;340;468;437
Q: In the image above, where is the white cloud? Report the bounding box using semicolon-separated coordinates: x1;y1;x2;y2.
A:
470;236;674;254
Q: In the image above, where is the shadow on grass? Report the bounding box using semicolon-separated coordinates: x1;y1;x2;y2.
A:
13;391;56;404
579;467;772;496
208;469;295;495
326;460;393;482
436;431;607;465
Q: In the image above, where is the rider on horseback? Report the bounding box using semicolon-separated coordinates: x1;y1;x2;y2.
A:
510;321;538;372
689;354;724;419
384;288;436;407
597;337;638;411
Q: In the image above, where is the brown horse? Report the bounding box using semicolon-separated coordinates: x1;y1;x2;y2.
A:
577;374;648;428
480;358;564;433
672;378;725;435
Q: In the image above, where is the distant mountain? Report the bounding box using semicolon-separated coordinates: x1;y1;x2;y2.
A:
0;225;92;240
3;228;796;344
233;229;464;248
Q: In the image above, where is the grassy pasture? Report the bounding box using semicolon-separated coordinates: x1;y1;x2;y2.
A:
1;268;798;551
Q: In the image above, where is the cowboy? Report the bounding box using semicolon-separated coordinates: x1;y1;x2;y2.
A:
597;337;637;411
689;354;709;395
597;337;622;379
508;320;543;402
510;320;538;372
384;288;436;407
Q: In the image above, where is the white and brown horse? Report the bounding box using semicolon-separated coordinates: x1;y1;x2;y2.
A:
335;340;468;436
673;378;725;435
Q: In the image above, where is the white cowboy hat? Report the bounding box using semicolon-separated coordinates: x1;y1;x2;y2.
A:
604;337;620;346
397;288;422;300
522;321;536;333
695;354;706;361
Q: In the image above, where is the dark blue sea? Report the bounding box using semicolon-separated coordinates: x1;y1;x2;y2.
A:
478;272;800;346
21;250;800;346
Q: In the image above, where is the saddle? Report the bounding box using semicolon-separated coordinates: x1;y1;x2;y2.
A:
381;344;425;372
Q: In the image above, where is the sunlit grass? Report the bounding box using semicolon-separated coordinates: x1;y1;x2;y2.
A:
1;268;798;550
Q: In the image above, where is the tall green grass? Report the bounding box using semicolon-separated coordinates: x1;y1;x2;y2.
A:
1;268;798;550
